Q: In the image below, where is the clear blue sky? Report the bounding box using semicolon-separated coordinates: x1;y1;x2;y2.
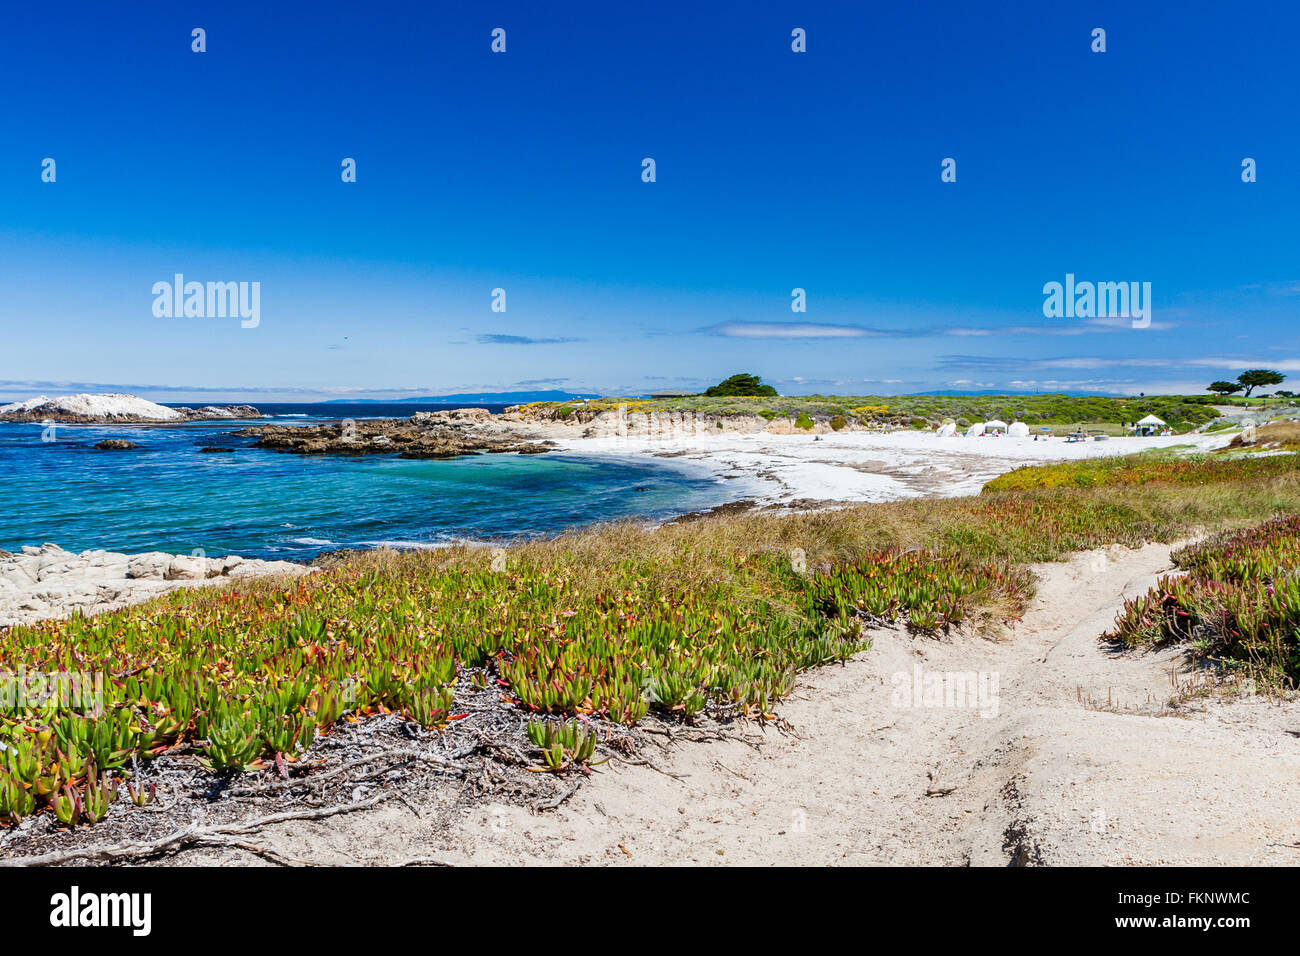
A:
2;0;1297;401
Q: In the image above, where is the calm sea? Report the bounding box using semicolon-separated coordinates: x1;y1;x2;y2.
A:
0;403;733;560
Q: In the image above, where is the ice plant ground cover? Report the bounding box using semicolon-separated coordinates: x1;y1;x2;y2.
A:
1106;514;1300;685
4;451;1300;827
982;447;1299;491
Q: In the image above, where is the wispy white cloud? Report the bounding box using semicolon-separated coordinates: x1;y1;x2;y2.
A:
477;333;579;345
944;316;1174;336
705;321;887;339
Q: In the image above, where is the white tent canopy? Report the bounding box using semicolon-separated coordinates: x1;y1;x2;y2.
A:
1135;414;1166;426
1008;421;1030;437
985;419;1008;430
966;421;985;437
936;422;957;438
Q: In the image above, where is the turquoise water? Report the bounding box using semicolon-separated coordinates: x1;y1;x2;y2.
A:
0;408;733;560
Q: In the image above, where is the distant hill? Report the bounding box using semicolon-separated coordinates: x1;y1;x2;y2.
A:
324;390;601;405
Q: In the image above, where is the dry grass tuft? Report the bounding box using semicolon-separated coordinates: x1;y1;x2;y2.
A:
1229;420;1300;449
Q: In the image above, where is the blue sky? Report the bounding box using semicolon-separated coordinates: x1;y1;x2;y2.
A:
2;0;1297;401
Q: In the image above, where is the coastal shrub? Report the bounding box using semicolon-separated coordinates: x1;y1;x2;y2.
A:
794;412;814;430
1105;515;1300;685
604;394;1222;431
830;415;847;431
758;409;777;421
807;549;1034;630
982;450;1300;492
704;373;778;398
852;404;891;423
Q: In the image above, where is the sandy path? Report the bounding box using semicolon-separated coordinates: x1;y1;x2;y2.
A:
187;541;1300;866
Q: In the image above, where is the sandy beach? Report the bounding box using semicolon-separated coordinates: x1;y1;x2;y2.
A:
551;429;1235;508
0;424;1236;627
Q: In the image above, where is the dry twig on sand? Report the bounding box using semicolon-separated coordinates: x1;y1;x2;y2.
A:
0;793;391;867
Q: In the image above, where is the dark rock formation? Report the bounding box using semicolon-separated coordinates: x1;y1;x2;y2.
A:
233;412;553;460
172;404;262;421
94;439;140;450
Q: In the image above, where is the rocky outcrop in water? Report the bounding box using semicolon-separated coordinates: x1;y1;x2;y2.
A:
0;394;260;424
233;410;553;459
94;439;140;450
0;543;309;627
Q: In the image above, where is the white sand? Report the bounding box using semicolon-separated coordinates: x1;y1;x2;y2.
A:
552;430;1234;507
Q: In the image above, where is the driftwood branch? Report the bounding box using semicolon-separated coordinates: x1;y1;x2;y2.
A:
1;793;390;867
533;782;581;812
220;748;466;798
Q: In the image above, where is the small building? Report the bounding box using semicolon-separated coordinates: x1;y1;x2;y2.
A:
1134;414;1166;436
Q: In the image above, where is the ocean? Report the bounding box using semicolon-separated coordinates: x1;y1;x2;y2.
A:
0;403;734;560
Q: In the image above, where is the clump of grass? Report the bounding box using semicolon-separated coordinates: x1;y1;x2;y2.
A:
1228;420;1300;450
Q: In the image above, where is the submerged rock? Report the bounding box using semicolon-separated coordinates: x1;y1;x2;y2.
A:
94;439;140;450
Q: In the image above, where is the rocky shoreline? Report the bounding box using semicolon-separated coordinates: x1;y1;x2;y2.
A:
233;408;553;459
0;544;310;628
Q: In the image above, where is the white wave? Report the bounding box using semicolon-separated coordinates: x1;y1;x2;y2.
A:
355;538;489;550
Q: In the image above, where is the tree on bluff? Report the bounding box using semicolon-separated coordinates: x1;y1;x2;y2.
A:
704;373;778;397
1236;369;1285;398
